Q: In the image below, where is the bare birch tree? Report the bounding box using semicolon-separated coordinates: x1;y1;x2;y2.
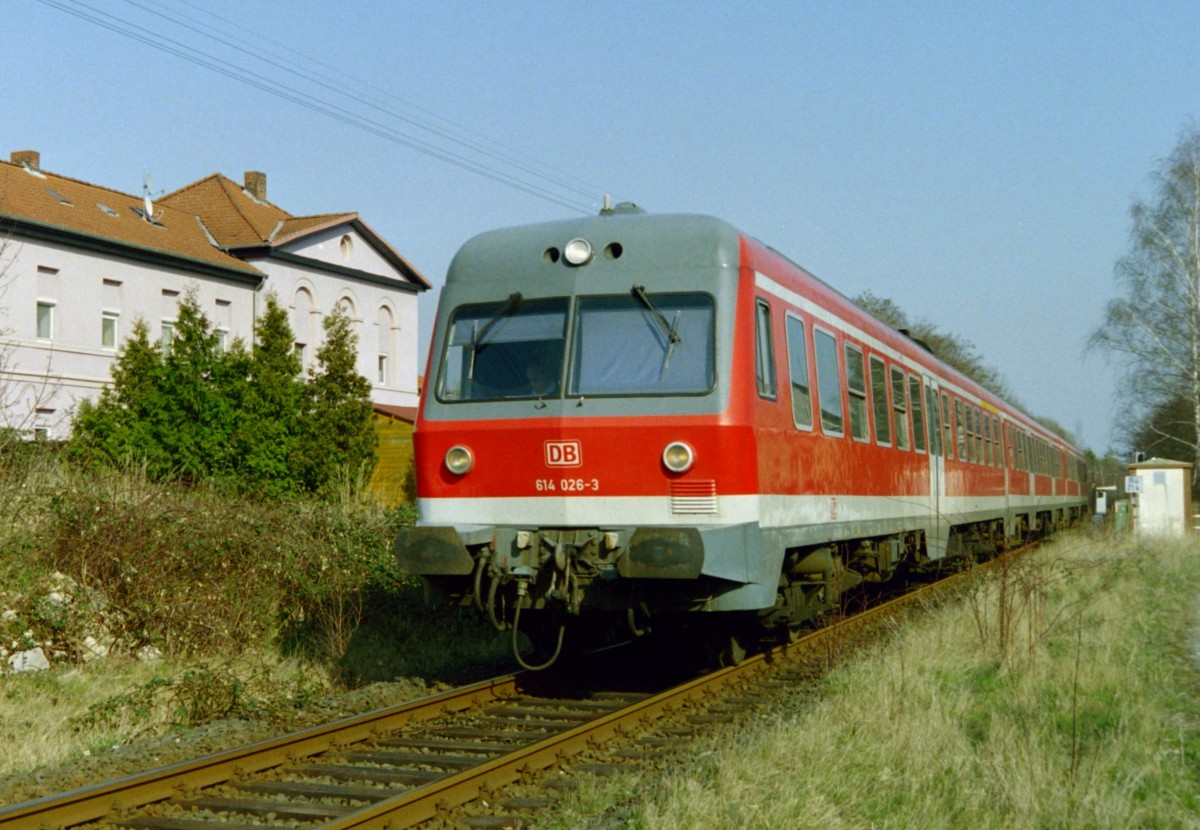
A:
1090;125;1200;480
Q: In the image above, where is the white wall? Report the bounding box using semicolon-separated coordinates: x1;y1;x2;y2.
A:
1133;466;1190;537
0;222;422;438
0;236;257;438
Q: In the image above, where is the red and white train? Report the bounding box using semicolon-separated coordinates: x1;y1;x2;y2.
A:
396;204;1089;667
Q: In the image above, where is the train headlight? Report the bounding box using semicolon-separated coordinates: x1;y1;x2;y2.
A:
662;441;695;473
444;445;474;475
564;237;593;266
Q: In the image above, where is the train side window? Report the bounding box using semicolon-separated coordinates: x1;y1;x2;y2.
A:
994;416;1002;467
982;412;992;465
954;399;967;461
974;407;984;467
964;406;975;463
844;344;869;442
813;328;844;435
909;375;926;452
940;391;953;458
869;355;891;446
927;385;942;456
784;314;813;429
754;300;777;400
892;367;909;450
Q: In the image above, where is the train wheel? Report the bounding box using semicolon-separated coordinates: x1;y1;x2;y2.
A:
776;622;802;644
718;634;747;667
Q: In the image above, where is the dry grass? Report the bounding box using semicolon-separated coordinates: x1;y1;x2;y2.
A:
549;532;1200;829
0;651;331;778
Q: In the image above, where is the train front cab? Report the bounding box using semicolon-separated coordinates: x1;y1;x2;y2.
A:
397;212;792;664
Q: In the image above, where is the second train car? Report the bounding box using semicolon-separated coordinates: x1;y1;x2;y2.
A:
396;203;1089;667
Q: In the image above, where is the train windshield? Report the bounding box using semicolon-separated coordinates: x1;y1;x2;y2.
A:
438;297;568;401
568;292;714;396
436;291;715;402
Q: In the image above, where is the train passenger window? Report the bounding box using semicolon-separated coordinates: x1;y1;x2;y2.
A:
570;292;715;396
975;408;984;463
784;315;813;429
994;416;1002;467
891;367;909;450
869;356;890;446
964;406;975;463
926;385;942;456
845;344;869;442
813;329;843;435
940;392;953;458
909;375;926;453
954;399;967;461
983;413;992;465
437;297;568;402
755;300;777;400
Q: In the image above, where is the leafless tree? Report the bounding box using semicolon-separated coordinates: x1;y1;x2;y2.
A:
1090;125;1200;480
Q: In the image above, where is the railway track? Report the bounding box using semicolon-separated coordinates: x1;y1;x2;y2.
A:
0;553;1014;830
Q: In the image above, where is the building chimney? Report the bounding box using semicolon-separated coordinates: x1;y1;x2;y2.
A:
244;171;267;201
11;150;40;170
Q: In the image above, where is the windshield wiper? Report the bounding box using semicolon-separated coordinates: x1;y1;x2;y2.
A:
631;285;682;374
468;292;522;380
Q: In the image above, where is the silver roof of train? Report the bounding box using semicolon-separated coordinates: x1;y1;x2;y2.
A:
446;208;744;287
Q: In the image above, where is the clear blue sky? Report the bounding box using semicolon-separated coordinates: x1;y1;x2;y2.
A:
7;0;1199;454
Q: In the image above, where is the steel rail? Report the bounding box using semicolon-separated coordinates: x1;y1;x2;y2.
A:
0;674;521;830
0;542;1032;830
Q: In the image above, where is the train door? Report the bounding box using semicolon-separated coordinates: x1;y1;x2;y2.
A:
924;377;950;558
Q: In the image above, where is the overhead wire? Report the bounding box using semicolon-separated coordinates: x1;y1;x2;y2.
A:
157;0;605;202
36;0;597;213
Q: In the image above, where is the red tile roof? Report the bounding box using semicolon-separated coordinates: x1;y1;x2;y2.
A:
0;160;261;277
1;159;429;289
374;403;418;423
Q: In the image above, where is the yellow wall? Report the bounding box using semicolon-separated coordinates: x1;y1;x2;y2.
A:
367;413;414;506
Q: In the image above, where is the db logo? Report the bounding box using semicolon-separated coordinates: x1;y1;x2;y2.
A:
544;440;582;467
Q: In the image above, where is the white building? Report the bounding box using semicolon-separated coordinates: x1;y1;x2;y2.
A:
0;150;429;438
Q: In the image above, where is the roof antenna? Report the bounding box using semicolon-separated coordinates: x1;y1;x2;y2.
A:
142;170;163;223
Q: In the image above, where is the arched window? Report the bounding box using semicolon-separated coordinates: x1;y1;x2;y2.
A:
292;287;314;366
376;305;395;386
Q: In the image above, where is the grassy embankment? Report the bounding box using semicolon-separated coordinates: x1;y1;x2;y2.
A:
550;531;1200;829
0;446;510;779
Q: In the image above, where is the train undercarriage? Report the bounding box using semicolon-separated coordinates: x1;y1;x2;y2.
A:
409;504;1086;670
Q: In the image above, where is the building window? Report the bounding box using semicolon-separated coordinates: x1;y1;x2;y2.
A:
377;354;388;385
340;234;354;262
161;320;175;354
36;300;54;340
294;342;306;363
215;328;228;354
101;311;119;350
